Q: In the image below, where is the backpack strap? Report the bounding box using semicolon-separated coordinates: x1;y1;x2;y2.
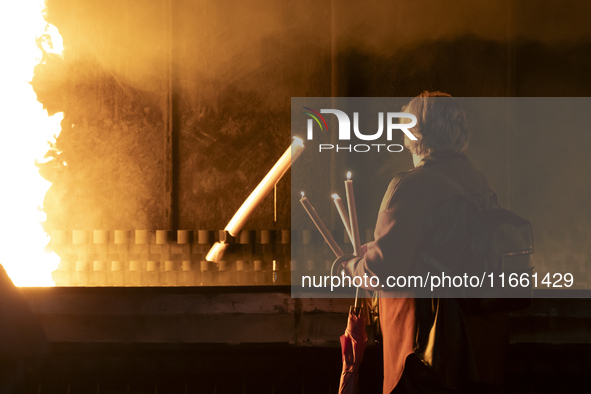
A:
414;168;482;209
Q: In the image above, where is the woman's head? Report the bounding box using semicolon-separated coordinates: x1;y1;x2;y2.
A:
402;91;469;158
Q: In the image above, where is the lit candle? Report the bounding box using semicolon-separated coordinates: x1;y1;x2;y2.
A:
206;137;305;262
332;193;353;244
205;241;229;262
225;137;305;237
345;172;362;256
300;192;344;258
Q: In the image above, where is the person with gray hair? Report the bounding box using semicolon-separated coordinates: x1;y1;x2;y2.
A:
403;91;470;166
337;91;509;394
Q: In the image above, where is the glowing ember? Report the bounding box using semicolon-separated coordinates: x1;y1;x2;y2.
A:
0;1;64;286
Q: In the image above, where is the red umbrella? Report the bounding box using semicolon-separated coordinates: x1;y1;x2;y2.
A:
338;305;367;394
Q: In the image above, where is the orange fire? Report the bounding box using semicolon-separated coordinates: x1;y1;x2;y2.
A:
0;1;64;286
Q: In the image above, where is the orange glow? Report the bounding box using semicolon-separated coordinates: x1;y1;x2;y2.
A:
0;0;64;286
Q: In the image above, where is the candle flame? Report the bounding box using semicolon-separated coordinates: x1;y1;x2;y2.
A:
331;193;339;200
301;191;305;197
292;136;304;148
347;171;352;180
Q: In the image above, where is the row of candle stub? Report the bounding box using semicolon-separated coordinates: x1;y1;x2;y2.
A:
59;260;292;272
50;229;375;245
59;259;346;272
51;230;291;245
54;260;315;283
54;261;292;286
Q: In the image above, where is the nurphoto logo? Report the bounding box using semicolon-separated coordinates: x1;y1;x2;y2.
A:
303;107;418;153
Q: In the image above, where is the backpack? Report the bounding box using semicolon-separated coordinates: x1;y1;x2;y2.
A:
367;168;534;341
416;168;534;312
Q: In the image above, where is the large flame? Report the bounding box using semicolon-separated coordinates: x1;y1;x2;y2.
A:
0;1;64;286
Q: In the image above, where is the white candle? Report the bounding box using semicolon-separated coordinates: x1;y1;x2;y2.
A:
300;192;344;258
332;193;353;244
345;172;362;256
225;137;305;237
205;241;229;262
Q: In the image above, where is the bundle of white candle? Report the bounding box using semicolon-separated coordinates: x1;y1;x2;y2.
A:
300;171;363;309
299;171;362;259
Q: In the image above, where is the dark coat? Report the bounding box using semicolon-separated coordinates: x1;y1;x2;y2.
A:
344;151;510;394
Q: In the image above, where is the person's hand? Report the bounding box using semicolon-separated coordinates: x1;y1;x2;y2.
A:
331;243;370;277
331;254;356;277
